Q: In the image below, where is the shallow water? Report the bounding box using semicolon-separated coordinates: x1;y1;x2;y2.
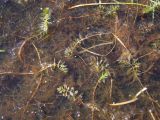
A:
0;0;160;120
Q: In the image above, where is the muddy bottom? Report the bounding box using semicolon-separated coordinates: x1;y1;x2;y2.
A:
0;0;160;120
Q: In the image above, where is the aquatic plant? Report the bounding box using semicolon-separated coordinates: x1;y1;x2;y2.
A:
97;3;119;16
127;60;140;81
89;57;109;73
64;33;111;58
64;38;81;58
108;5;119;16
38;59;68;74
56;60;68;73
91;67;110;120
39;7;51;34
1;1;160;119
120;59;141;82
57;84;78;101
69;1;149;9
143;0;160;20
98;69;110;83
110;87;147;106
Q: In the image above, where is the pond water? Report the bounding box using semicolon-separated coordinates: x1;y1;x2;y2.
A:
0;0;160;120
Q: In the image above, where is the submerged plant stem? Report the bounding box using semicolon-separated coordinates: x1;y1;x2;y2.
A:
69;2;149;9
21;74;43;120
110;87;147;106
110;98;138;106
79;42;113;55
0;72;34;75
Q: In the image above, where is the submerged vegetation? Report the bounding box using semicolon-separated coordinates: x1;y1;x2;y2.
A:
57;84;78;101
39;7;51;34
143;0;160;20
0;0;160;120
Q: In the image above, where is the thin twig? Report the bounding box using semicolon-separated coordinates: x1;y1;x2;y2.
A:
110;98;138;106
110;87;147;106
79;42;113;56
91;76;103;120
32;43;42;65
137;51;155;60
149;109;156;120
69;2;149;9
0;72;34;75
81;48;105;56
109;78;113;99
79;42;113;54
135;87;147;98
18;33;46;63
79;32;111;43
18;40;28;63
21;74;43;119
112;33;131;53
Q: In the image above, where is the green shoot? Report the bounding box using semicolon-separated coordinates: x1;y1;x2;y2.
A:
39;7;51;34
64;38;81;58
57;84;78;101
57;60;68;73
98;69;110;83
89;57;109;73
143;0;160;20
38;59;68;74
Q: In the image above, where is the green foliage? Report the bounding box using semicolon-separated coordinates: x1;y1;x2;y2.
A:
120;59;141;81
39;7;51;34
64;38;81;58
57;84;78;101
96;4;119;17
128;60;140;81
98;69;110;83
57;60;68;73
143;0;160;13
107;5;120;16
89;57;110;83
90;57;109;73
39;59;68;74
143;0;160;20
